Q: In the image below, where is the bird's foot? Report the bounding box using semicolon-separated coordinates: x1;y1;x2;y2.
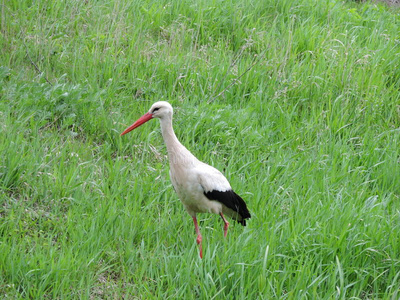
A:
199;244;203;259
223;222;229;238
219;212;230;238
196;234;203;259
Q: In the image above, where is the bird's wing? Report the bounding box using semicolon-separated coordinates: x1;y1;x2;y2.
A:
196;163;231;193
197;163;251;225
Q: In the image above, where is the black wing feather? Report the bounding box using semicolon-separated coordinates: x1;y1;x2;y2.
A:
203;189;251;226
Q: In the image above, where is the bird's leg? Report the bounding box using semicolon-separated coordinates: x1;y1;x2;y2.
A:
192;216;203;259
219;212;229;238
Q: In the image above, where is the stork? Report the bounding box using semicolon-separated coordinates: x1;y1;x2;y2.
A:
121;101;250;258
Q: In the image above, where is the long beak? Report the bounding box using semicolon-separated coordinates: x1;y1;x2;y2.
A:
120;112;153;136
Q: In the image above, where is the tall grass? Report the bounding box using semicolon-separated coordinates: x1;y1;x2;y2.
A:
1;0;400;298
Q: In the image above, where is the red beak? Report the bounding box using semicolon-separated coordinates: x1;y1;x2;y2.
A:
120;112;153;136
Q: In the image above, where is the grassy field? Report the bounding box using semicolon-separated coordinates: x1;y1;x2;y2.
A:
1;0;400;298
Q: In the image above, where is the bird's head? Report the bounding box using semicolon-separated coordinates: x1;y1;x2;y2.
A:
120;101;173;136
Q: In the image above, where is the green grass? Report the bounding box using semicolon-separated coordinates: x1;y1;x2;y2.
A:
1;0;400;298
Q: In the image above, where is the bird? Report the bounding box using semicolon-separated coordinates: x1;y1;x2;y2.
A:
120;101;250;258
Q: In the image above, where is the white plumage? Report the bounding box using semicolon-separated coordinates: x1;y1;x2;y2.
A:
121;101;250;258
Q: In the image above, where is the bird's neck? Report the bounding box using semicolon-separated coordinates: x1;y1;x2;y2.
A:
159;116;197;166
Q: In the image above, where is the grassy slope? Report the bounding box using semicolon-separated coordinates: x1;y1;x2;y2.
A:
1;0;400;298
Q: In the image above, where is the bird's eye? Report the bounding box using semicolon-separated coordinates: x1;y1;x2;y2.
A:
152;107;160;113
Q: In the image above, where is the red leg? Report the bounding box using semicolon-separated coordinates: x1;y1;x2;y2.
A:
192;216;203;259
219;213;229;238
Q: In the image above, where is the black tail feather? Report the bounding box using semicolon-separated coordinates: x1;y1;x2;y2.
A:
204;189;251;226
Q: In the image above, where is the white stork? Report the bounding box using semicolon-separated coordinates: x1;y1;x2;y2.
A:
121;101;250;258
